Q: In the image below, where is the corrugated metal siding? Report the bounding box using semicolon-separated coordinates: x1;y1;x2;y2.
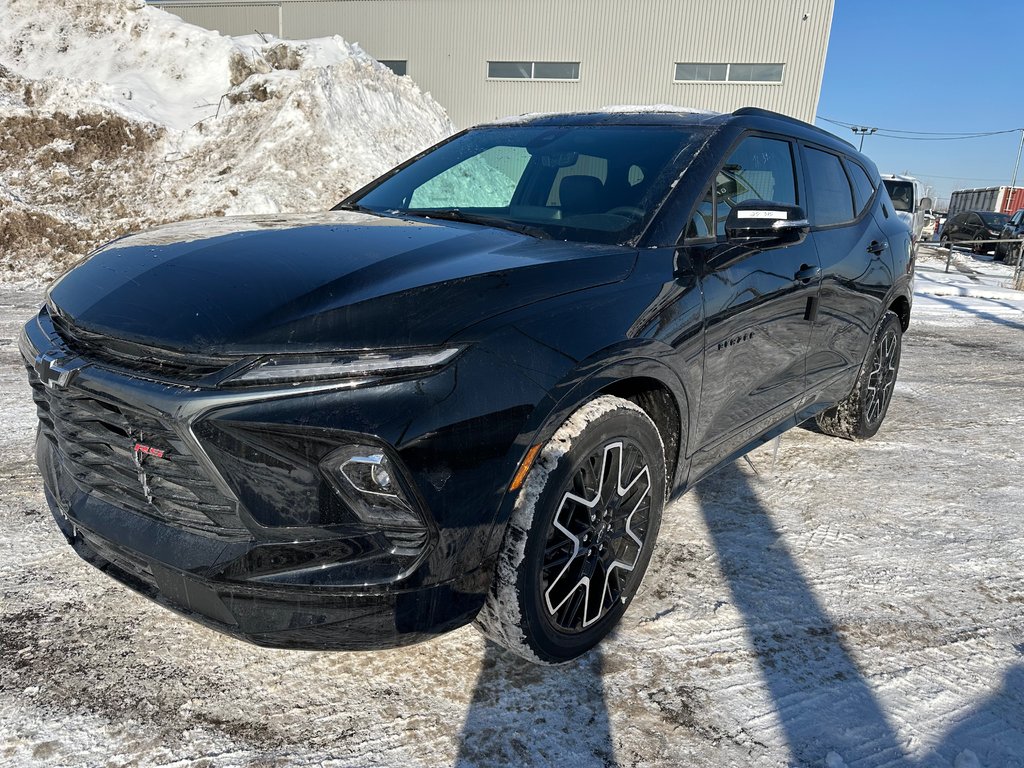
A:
152;0;833;127
152;2;281;37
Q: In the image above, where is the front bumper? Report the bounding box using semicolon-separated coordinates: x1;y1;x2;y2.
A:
22;307;546;649
45;484;491;649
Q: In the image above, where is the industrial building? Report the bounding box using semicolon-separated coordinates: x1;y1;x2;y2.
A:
150;0;834;128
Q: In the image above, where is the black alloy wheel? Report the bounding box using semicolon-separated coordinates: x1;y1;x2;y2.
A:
862;320;901;431
816;311;903;440
540;438;655;634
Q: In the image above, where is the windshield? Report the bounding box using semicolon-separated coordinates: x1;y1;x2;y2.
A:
979;212;1010;226
883;180;914;212
344;124;705;245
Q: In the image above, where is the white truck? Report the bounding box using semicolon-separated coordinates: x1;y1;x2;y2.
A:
881;174;931;244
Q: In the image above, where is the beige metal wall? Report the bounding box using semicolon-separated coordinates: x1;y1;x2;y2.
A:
155;0;834;128
155;1;283;37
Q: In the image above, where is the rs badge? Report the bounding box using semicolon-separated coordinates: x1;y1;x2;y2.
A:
132;440;169;504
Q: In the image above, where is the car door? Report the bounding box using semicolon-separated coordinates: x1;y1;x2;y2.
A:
1005;211;1024;250
963;213;979;243
803;149;892;403
946;213;965;242
686;133;820;476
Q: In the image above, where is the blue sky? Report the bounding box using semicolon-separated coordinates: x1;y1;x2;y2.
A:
815;0;1022;207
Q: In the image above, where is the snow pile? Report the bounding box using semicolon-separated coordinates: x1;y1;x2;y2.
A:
0;0;454;278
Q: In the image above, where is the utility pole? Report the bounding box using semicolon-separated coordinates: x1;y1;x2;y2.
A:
851;126;877;151
1013;129;1024;289
1010;128;1024;192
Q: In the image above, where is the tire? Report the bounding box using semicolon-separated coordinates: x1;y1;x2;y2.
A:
973;235;988;255
816;311;902;441
475;395;666;664
1007;243;1022;267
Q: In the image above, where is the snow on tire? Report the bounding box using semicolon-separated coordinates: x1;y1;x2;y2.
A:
474;395;666;664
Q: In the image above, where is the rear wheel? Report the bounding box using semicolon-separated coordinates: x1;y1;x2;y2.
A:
816;311;902;440
973;235;988;255
475;395;666;664
1007;243;1022;267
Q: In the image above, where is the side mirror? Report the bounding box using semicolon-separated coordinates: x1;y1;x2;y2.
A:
918;197;933;213
724;201;810;249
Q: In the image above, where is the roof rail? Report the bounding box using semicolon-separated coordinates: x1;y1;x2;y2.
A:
731;107;856;149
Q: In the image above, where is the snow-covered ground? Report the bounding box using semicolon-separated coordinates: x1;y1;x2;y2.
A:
0;0;453;279
1;253;1022;767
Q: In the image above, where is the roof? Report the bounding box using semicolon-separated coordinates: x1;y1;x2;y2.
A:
483;106;855;149
484;106;730;128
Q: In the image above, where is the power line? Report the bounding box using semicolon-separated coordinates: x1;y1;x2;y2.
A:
818;116;1021;140
912;172;1011;182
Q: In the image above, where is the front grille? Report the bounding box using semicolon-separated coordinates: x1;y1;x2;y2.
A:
28;365;246;536
48;310;236;383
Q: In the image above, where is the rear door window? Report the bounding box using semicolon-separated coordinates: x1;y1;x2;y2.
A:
804;147;855;227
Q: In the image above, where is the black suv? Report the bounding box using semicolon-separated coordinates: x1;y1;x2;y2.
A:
22;108;913;663
940;210;1010;254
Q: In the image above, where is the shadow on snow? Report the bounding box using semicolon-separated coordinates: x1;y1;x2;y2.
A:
454;460;1024;767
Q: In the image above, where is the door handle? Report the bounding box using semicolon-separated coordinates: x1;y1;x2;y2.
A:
867;240;888;255
793;264;821;283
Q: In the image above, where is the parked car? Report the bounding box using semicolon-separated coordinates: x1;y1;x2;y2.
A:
939;210;1010;254
21;107;914;664
995;209;1024;265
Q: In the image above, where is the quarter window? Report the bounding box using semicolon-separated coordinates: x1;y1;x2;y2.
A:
846;161;876;215
805;148;855;226
488;61;580;80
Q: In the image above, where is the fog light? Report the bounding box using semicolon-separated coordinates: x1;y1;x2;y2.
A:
341;453;393;494
321;445;424;529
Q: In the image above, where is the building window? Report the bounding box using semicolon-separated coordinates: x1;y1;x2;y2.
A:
488;61;580;80
674;62;784;83
379;60;407;76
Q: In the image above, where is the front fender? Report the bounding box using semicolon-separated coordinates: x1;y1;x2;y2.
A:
479;346;695;561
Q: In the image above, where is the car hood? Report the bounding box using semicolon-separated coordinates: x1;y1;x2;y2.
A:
47;211;637;352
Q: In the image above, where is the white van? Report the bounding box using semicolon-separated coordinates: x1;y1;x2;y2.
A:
881;174;931;243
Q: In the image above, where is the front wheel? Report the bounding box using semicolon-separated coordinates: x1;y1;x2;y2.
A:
816;311;903;440
475;395;666;664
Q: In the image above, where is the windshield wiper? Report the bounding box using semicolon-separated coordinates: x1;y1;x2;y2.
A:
402;209;552;240
331;202;376;213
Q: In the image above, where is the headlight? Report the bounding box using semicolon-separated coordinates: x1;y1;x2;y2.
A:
223;347;462;386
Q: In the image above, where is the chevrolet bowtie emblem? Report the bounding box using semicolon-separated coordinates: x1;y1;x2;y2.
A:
34;351;84;389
